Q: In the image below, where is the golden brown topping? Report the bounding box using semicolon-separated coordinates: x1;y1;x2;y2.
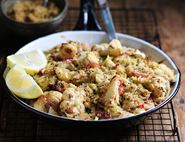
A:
59;43;78;59
7;0;60;23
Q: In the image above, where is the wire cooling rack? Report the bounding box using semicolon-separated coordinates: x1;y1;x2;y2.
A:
0;8;181;142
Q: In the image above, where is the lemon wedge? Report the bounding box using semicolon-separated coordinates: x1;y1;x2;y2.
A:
3;66;10;79
5;65;43;99
7;50;47;75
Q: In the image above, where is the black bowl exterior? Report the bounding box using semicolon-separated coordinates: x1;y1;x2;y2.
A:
0;0;68;37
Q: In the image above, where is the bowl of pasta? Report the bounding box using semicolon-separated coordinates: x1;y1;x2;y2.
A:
3;31;181;128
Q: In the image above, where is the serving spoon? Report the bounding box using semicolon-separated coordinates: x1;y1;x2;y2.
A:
97;0;117;40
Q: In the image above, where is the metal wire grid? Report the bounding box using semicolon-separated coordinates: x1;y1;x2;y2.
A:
0;8;180;142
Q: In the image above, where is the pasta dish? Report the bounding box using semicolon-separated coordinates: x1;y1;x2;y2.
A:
30;39;175;120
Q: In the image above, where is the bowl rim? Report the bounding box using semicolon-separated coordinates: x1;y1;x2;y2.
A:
3;31;181;123
0;0;68;25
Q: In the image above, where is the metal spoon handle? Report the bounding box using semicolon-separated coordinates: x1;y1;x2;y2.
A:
97;0;116;40
43;0;49;7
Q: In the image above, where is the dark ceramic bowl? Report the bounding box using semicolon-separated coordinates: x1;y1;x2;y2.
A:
0;0;68;37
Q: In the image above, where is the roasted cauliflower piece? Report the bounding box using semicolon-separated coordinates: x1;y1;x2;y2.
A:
101;77;120;105
100;77;126;117
55;67;73;82
33;75;57;91
84;52;100;67
123;48;146;59
144;76;170;100
122;93;145;112
102;56;115;68
154;64;176;82
92;43;109;56
108;39;123;56
32;91;63;115
59;85;86;117
59;42;77;59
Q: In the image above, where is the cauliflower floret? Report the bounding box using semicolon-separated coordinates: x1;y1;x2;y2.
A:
122;93;144;112
84;52;99;66
73;51;88;67
56;60;76;71
154;64;176;82
95;72;105;84
125;48;146;59
102;56;115;68
108;39;123;56
105;103;134;118
74;51;100;68
114;55;136;67
133;49;146;58
60;85;86;117
144;76;170;100
126;65;151;78
34;75;57;91
101;77;120;106
78;83;96;108
92;43;109;56
100;76;126;118
87;67;111;84
32;91;63;115
71;70;88;85
68;41;90;52
106;104;124;118
59;42;77;59
55;67;73;82
116;65;126;75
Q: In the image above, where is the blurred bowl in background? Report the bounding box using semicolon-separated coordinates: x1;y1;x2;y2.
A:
0;0;68;37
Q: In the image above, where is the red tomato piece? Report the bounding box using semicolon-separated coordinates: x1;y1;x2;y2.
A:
119;80;124;96
86;62;100;68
